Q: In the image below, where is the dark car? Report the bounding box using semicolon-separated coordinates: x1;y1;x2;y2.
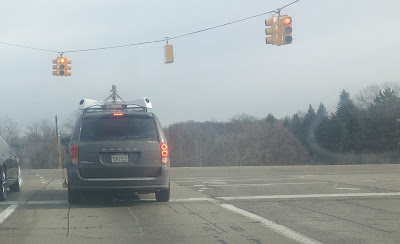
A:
0;135;21;201
64;96;170;204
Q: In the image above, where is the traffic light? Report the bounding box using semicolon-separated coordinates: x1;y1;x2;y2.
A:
52;57;72;76
265;17;277;45
52;58;60;76
276;15;292;46
265;15;292;46
59;57;72;76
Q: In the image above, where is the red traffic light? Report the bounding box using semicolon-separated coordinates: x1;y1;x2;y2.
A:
283;17;292;25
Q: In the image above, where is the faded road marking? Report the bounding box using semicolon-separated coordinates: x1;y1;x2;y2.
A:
0;205;18;225
217;192;400;201
336;187;360;190
220;203;323;244
206;182;329;188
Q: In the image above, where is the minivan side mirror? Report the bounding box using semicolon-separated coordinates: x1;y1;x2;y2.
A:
61;138;71;147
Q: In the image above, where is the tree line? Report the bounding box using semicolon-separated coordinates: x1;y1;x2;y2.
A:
166;83;400;166
1;83;399;168
282;83;400;164
165;115;310;167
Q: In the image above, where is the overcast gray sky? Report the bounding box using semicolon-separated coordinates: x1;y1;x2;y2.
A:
1;0;399;129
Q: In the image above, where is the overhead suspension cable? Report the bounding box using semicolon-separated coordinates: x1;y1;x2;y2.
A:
0;0;301;54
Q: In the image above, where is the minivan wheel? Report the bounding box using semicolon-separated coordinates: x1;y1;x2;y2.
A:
10;167;21;192
155;184;170;202
68;187;81;204
0;169;7;201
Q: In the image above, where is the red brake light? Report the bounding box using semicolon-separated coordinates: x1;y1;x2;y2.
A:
70;145;79;165
113;113;124;116
160;143;169;164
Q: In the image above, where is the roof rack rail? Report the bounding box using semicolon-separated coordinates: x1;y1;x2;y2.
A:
78;85;152;112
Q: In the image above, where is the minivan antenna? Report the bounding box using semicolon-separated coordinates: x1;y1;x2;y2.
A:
104;85;124;103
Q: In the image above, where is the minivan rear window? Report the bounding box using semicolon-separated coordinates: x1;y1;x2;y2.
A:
80;115;158;142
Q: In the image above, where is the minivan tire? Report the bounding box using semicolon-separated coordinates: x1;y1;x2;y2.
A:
10;167;21;192
0;169;7;201
68;181;81;204
155;183;170;202
68;188;81;204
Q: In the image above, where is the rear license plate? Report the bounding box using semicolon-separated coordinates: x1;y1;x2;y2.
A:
111;154;129;163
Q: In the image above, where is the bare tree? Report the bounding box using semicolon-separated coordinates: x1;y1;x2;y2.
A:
355;82;400;109
23;120;57;169
0;116;21;147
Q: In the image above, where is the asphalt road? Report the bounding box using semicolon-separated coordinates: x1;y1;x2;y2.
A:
1;164;400;244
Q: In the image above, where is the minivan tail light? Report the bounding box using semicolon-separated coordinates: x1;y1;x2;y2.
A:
70;145;79;165
160;143;169;164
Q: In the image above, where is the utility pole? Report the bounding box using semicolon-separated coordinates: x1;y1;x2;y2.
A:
55;114;62;169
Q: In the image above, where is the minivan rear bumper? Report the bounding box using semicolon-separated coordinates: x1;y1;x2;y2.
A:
68;166;170;193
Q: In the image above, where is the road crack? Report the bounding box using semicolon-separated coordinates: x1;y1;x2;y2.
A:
128;206;144;234
338;199;400;215
283;201;392;233
66;205;71;237
24;178;55;203
179;203;227;234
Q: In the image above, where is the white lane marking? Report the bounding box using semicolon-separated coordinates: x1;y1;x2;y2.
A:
2;191;400;207
170;197;214;202
206;182;329;188
336;187;360;190
2;199;215;205
220;204;323;244
199;188;208;190
0;205;18;225
205;178;300;182
175;177;300;183
0;201;20;205
40;181;47;184
194;185;205;187
217;192;400;201
198;190;205;192
26;201;68;205
205;182;227;185
360;180;377;183
0;201;68;205
39;177;45;179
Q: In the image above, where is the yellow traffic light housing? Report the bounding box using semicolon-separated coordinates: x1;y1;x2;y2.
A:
60;57;72;76
52;58;60;76
276;15;292;46
265;17;277;45
282;16;292;45
265;15;292;46
52;57;72;76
